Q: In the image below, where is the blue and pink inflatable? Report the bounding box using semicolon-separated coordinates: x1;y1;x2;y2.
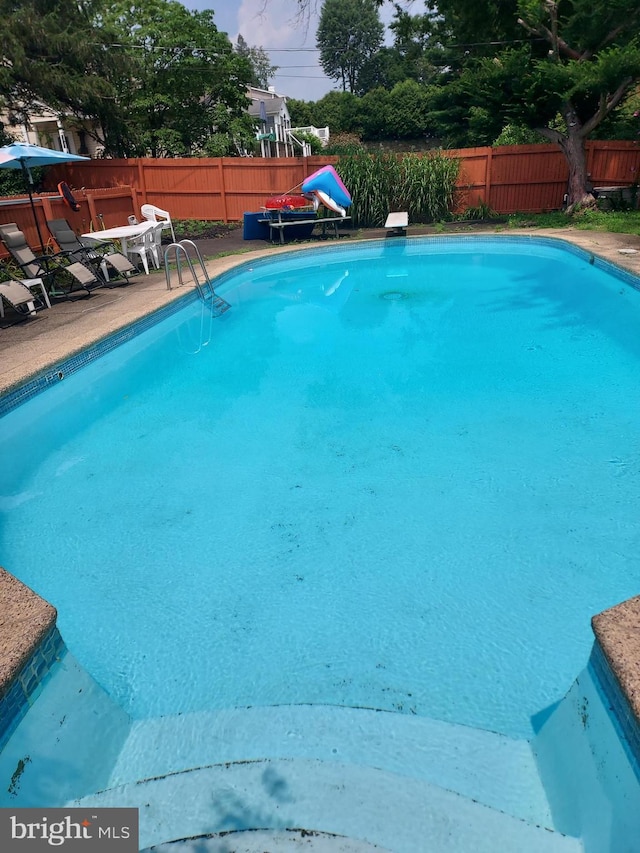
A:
302;165;352;217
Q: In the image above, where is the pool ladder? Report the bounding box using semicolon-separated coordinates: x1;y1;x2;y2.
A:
164;240;231;317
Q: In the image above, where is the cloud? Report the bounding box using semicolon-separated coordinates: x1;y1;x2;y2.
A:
236;0;316;50
183;0;400;101
233;0;331;100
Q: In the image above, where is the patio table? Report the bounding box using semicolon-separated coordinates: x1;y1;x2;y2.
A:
80;222;154;259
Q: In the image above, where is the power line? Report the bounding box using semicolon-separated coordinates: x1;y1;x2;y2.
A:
262;37;543;51
95;35;544;54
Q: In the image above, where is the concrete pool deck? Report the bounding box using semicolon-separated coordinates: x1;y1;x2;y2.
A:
1;223;640;735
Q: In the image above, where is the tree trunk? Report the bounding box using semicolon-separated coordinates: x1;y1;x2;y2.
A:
558;112;594;212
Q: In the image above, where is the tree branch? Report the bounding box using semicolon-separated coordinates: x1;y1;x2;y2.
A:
580;76;634;137
534;126;564;144
517;17;582;61
600;13;640;51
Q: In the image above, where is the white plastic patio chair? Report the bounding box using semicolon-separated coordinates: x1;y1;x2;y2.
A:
149;223;165;268
140;203;176;243
124;224;159;275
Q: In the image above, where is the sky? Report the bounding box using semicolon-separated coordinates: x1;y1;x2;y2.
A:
181;0;401;102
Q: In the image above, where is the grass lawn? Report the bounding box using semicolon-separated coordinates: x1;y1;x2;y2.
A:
506;209;640;236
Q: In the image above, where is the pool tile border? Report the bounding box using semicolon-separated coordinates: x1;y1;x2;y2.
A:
0;288;198;419
0;627;66;753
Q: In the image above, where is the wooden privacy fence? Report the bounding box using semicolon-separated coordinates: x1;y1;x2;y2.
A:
45;156;333;225
449;141;640;213
0;187;137;254
0;141;637;243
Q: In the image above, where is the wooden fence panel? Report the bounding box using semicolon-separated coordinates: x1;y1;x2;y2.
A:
489;145;569;212
0;187;136;257
47;155;332;222
59;160;140;194
140;158;228;221
586;141;640;187
445;147;492;210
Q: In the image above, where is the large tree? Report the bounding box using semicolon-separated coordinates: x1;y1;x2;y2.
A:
103;0;255;157
316;0;385;93
0;0;134;155
0;0;258;158
235;34;278;90
428;0;640;209
387;5;446;85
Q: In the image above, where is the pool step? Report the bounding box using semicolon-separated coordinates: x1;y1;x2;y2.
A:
75;757;582;853
142;829;391;852
0;651;130;808
0;662;583;851
108;705;552;829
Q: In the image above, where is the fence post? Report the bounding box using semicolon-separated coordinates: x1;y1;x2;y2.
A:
136;159;148;211
86;192;99;230
218;159;228;223
41;196;55;237
484;147;493;209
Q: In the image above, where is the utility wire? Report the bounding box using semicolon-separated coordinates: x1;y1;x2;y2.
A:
95;36;544;54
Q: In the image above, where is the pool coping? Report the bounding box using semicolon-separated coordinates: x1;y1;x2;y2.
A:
0;568;63;749
592;599;640;756
1;228;640;753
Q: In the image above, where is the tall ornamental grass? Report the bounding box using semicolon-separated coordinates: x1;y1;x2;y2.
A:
336;151;460;227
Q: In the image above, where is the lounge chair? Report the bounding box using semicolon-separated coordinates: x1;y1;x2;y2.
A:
47;218;137;285
0;223;101;298
140;203;176;243
0;276;48;323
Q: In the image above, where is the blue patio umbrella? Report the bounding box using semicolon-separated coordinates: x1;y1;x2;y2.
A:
0;142;90;249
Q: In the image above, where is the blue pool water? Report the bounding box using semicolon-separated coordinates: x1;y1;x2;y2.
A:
2;237;639;740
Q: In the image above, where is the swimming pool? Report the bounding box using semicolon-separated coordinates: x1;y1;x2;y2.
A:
1;236;640;848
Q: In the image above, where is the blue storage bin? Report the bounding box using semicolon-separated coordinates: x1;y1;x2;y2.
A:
243;212;270;240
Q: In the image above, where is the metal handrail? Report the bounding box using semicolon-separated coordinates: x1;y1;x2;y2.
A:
164;240;230;315
164;241;206;297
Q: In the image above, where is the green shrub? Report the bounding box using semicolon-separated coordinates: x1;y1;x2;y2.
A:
493;124;542;146
325;133;365;156
460;201;498;220
293;131;324;155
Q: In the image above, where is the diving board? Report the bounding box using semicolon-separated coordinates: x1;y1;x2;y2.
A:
385;212;408;236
